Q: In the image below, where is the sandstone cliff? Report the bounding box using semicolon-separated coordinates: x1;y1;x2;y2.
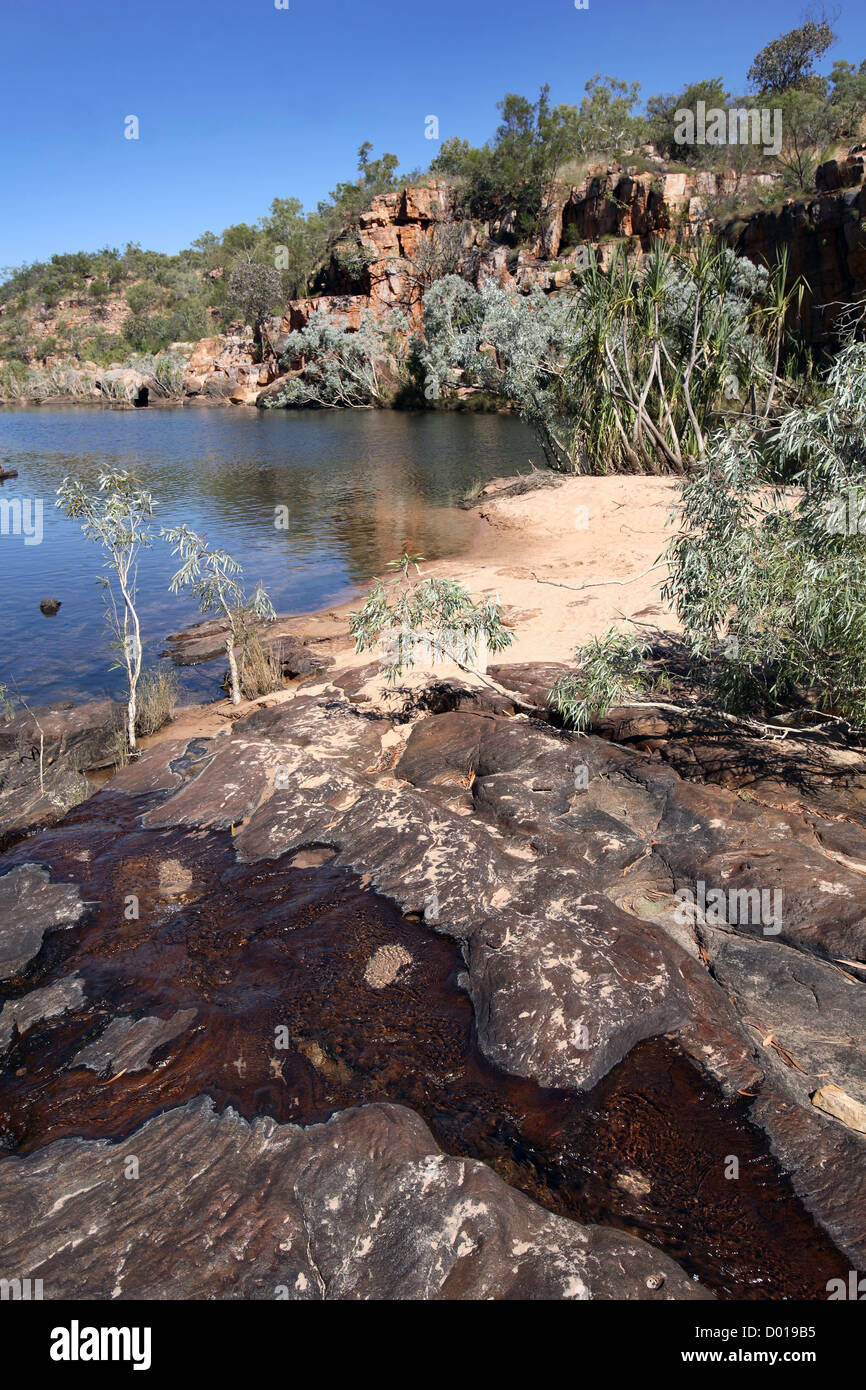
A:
76;157;866;407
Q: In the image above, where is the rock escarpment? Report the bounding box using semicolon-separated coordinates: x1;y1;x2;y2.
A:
183;158;866;407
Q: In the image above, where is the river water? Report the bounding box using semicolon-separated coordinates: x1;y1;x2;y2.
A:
0;405;535;705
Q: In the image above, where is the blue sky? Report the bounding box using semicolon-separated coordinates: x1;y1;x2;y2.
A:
2;0;864;268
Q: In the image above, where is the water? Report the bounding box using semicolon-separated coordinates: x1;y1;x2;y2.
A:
0;405;535;705
1;794;849;1299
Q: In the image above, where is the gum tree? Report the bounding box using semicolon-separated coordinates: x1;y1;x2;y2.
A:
57;470;155;753
162;525;276;705
349;552;515;686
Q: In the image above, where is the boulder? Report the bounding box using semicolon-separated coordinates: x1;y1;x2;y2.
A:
0;699;120;843
0;1096;707;1300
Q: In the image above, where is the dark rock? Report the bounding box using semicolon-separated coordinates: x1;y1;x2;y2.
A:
488;661;569;712
39;598;61;616
0;974;85;1053
163;618;333;679
0;866;84;980
4;669;865;1292
0;1096;709;1300
70;1009;198;1076
0;698;119;843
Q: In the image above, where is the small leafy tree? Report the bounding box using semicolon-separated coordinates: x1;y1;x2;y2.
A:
549;631;650;730
226;261;283;344
57;470;155;752
266;308;406;408
776;87;832;188
162;526;276;705
569;74;645;158
747;18;836;94
349;553;514;683
644;78;731;162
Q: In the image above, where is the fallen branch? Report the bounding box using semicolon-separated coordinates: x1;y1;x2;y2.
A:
530;561;667;595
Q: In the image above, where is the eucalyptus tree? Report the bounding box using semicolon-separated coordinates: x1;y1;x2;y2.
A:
57;470;155;752
349;552;514;686
663;332;866;724
265;309;406;408
418;275;578;470
162;525;276;705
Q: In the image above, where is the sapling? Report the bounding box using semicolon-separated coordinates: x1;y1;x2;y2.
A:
349;552;515;686
548;631;650;731
162;525;276;705
57;470;155;753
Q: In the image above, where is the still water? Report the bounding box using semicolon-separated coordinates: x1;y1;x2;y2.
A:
0;405;535;705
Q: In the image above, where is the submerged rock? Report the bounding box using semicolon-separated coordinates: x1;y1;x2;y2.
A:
0;865;84;980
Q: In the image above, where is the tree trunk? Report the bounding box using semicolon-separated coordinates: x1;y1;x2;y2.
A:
227;638;242;705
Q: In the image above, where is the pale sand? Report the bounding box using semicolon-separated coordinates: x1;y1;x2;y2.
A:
140;472;684;740
424;473;682;666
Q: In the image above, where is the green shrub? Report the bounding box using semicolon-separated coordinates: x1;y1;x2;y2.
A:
135;664;181;736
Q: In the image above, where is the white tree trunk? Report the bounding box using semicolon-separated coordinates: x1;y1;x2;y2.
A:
227;638;241;705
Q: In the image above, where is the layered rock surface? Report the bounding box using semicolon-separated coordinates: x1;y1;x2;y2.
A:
1;669;864;1296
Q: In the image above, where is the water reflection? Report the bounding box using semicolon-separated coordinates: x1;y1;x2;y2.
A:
0;406;534;705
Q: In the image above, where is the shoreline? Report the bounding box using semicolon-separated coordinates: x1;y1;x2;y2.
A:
142;469;683;742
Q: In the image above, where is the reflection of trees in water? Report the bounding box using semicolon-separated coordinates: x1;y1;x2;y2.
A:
5;410;534;705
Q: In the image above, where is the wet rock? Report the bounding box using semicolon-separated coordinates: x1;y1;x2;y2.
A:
0;1096;709;1300
0;974;85;1052
141;699;757;1099
5;675;865;1292
70;1009;197;1076
39;598;61;616
752;1088;866;1271
0;866;84;980
0;698;119;843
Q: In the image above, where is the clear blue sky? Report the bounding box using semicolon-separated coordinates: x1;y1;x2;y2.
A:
2;0;864;269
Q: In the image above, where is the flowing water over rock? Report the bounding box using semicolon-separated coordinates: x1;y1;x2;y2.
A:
0;786;851;1299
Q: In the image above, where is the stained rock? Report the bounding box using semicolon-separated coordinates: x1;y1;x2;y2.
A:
0;974;85;1052
0;865;84;980
0;1096;709;1301
5;670;866;1291
70;1009;198;1076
